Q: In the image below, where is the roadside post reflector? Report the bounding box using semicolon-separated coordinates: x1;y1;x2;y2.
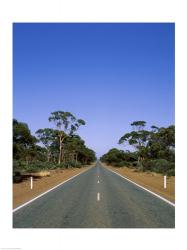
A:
31;176;33;189
164;175;167;189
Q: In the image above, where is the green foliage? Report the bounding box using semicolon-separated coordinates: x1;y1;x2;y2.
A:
130;121;146;131
13;113;96;175
100;148;137;167
48;110;86;164
13;160;57;173
13;119;38;160
48;111;86;135
101;121;175;176
13;160;27;171
58;160;82;169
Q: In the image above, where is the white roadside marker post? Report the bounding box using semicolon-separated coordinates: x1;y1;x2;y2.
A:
164;175;167;189
30;176;33;190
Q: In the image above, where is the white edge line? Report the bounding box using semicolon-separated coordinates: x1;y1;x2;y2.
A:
97;192;100;201
103;166;175;207
13;167;92;213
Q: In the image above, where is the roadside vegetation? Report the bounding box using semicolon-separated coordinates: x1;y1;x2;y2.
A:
100;121;175;176
13;111;96;180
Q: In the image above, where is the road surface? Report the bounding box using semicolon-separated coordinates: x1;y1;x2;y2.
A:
13;161;175;228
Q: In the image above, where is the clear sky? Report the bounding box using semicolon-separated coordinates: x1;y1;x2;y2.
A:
13;23;175;157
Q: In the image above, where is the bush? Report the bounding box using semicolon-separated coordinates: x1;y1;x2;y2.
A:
167;162;175;176
167;168;175;176
13;161;57;173
142;160;154;171
141;159;175;175
113;161;131;167
152;159;170;174
113;161;125;167
13;171;23;183
68;160;82;168
57;160;82;169
13;160;27;171
132;161;138;167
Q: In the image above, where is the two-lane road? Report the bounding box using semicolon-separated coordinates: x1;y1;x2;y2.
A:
13;162;175;228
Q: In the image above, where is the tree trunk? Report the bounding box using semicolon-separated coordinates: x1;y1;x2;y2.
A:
58;135;65;164
26;156;29;166
58;136;62;164
47;149;50;162
61;144;65;163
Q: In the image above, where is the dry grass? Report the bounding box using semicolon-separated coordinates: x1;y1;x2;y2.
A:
23;171;51;177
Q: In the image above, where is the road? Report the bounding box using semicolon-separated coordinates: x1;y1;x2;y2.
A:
13;161;175;228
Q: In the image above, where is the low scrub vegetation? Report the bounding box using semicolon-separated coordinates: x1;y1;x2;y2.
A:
100;121;175;176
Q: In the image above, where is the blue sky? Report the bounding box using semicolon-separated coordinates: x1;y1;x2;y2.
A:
13;23;175;157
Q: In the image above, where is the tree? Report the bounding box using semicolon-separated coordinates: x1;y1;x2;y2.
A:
100;148;137;167
119;121;150;164
64;135;84;163
48;111;86;164
36;128;58;162
130;121;146;131
147;125;175;162
13;119;37;163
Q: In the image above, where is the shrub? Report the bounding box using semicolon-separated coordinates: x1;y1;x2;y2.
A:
57;162;66;169
113;161;125;167
142;160;154;172
13;160;27;171
113;161;131;167
152;159;170;174
167;162;175;176
21;161;56;172
167;168;175;176
13;171;22;183
132;161;138;167
57;160;82;169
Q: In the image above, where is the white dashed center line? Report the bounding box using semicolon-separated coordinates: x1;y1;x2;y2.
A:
97;192;100;201
97;180;100;183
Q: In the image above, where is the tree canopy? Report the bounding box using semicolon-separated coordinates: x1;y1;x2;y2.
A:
101;121;175;175
13;112;95;172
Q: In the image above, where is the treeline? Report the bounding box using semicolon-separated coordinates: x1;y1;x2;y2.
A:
13;111;96;173
100;121;175;176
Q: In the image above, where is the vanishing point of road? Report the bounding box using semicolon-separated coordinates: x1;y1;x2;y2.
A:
13;161;175;228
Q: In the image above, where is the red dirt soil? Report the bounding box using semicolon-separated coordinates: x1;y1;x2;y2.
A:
103;164;175;203
13;165;94;209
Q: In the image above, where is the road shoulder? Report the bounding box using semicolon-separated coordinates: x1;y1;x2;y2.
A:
13;164;95;209
102;163;175;203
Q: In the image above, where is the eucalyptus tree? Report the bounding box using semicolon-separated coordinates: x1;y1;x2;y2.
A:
36;128;58;162
48;111;86;164
64;135;85;163
130;121;146;131
13;119;37;162
118;121;150;164
148;125;175;161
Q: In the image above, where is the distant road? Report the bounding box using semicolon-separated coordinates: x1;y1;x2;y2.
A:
13;161;175;228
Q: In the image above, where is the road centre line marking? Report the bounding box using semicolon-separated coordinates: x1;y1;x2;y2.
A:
102;166;175;207
97;180;100;183
13;166;93;213
97;192;100;201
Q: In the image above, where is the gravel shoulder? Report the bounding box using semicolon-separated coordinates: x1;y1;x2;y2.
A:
13;164;94;209
102;164;175;203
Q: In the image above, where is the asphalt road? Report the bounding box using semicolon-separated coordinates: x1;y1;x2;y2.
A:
13;161;175;228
